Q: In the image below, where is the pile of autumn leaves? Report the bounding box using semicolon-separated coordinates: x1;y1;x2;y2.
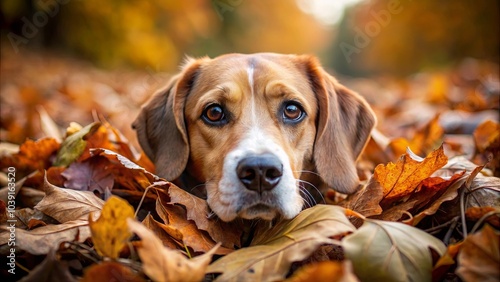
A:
0;115;499;281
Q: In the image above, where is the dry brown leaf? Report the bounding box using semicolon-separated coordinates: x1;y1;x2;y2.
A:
410;173;468;225
89;196;135;259
339;178;384;219
465;207;500;228
81;261;145;282
90;148;159;190
394;171;466;224
0;220;90;255
155;189;222;254
35;174;104;222
432;242;463;282
208;205;356;282
141;214;179;249
374;145;448;202
62;156;114;193
169;183;242;249
128;218;219;282
456;225;500;281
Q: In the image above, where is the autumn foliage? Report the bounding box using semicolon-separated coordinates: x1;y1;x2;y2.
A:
1;54;499;281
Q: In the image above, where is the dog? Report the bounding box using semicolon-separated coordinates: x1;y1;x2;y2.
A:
133;53;376;222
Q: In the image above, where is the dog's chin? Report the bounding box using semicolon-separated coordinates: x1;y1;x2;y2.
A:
238;204;278;221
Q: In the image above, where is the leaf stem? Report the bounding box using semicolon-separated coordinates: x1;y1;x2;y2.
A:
470;211;500;233
459;185;468;238
424;216;459;233
443;216;459;245
345;208;366;220
135;183;159;218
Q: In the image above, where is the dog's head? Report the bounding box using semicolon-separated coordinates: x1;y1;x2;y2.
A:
133;53;375;221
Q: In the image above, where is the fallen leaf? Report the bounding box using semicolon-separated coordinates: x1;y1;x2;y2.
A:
155;188;221;254
284;260;359;282
465;207;500;228
62;156;114;193
473;120;500;153
207;205;356;282
432;242;463;282
456;225;500;282
375;145;448;203
128;218;219;282
54;122;101;167
339;178;384;221
35;174;104;222
169;183;242;249
388;114;444;159
141;213;180;249
81;261;145;282
342;219;446;282
398;172;466;225
0;220;90;255
18;249;77;282
90;148;159;190
10;208;58;229
37;105;63;142
89;196;135;259
0;138;60;177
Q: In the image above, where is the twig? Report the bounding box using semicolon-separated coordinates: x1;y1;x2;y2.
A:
443;216;460;246
425;216;459;233
135;183;160;218
470;211;500;233
65;242;101;263
459;185;468;237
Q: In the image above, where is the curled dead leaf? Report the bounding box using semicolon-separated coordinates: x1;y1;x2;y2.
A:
374;145;448;203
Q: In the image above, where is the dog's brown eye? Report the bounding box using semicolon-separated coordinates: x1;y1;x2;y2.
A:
202;104;227;125
282;102;305;123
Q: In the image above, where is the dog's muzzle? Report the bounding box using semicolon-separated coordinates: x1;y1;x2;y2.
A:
236;153;283;193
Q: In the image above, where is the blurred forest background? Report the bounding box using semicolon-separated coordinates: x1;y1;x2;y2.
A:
0;0;499;144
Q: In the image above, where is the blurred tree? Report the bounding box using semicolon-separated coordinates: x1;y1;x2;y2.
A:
1;0;329;72
330;0;499;76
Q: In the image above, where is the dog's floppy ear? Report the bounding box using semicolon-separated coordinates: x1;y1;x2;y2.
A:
301;56;376;194
132;58;207;180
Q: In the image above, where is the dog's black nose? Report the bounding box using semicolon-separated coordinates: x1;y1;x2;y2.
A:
237;154;283;193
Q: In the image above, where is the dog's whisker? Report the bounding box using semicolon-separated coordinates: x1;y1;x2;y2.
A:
294;170;321;177
297;179;326;205
296;182;311;207
297;182;316;208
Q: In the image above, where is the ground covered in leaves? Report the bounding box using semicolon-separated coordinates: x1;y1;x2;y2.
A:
1;49;499;281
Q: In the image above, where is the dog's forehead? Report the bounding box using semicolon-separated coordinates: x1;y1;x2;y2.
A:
191;53;309;95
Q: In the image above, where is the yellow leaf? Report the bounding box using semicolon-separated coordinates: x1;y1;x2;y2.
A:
473;120;500;153
127;218;219;282
374;145;448;200
89;196;135;259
